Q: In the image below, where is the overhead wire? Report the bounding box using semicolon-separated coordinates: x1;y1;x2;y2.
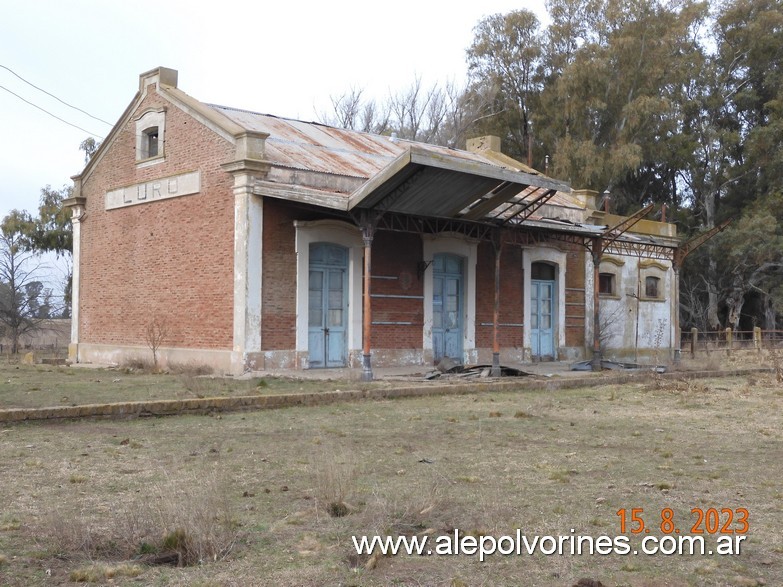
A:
0;83;105;139
0;63;113;126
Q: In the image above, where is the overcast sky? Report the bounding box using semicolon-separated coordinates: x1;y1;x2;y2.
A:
1;1;547;223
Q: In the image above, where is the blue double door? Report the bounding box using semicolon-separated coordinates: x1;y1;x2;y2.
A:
432;254;464;363
530;262;556;359
308;243;348;368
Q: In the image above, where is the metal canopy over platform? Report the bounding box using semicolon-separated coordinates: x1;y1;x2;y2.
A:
342;145;677;260
347;145;571;221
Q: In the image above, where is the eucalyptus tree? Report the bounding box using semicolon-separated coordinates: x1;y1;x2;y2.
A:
466;9;544;164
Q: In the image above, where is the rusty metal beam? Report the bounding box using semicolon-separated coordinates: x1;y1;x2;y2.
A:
375;211;496;241
460;181;524;220
366;208;676;262
360;216;376;381
603;240;675;261
601;204;654;253
673;219;732;267
501;189;557;224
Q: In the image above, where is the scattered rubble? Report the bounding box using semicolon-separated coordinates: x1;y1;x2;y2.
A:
424;359;533;380
570;359;666;373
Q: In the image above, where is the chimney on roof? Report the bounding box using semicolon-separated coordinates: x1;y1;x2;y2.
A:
572;189;600;210
138;67;178;92
466;135;502;154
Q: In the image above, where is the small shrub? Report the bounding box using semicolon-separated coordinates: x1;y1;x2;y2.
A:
549;470;574;483
312;447;357;517
162;528;188;551
69;563;143;582
41;473;238;567
327;501;350;518
144;316;169;369
0;517;21;531
121;357;153;373
168;362;214;377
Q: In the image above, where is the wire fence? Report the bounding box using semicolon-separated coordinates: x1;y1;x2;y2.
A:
680;327;783;356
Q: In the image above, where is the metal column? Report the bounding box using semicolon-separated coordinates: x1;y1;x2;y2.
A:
491;234;503;377
591;237;603;371
361;223;375;381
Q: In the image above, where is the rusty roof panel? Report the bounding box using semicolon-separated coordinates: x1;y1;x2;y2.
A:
210;105;525;180
211;106;404;178
208;104;583;226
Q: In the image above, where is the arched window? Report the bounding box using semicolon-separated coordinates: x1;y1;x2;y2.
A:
530;262;555;280
142;126;159;158
135;109;165;164
645;276;660;299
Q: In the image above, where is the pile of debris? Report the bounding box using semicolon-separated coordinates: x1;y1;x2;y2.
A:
423;357;532;380
570;359;666;373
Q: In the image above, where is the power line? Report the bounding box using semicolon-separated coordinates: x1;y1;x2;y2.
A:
0;64;113;126
0;84;105;139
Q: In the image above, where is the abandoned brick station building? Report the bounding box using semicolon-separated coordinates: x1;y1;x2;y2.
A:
64;67;680;377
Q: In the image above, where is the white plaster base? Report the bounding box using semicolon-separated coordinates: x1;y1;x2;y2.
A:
71;343;235;374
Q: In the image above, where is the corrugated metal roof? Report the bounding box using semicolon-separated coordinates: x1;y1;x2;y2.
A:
211;105;535;181
209;104;582;228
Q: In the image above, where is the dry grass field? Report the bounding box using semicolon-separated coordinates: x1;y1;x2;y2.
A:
0;363;388;410
0;365;781;586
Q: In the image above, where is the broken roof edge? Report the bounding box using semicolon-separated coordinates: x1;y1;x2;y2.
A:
346;150;413;210
346;145;572;213
408;147;570;192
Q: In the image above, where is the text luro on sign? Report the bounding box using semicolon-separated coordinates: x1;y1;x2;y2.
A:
105;171;200;210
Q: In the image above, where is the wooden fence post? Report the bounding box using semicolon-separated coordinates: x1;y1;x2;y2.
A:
726;327;733;356
691;328;698;357
754;326;762;352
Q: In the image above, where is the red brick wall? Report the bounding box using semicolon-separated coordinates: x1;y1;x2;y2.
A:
259;218;426;351
79;84;236;349
476;243;525;348
260;200;302;350
369;231;423;348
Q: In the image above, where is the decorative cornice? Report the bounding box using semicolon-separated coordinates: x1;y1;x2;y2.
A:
62;196;86;209
600;256;625;267
220;159;271;175
639;259;669;271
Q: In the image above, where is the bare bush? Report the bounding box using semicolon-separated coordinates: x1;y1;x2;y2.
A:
311;446;357;518
151;473;238;565
40;472;238;567
167;362;214;377
144;316;168;369
120;357;154;373
359;480;449;539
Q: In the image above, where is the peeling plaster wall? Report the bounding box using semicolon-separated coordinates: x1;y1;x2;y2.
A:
597;256;673;360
